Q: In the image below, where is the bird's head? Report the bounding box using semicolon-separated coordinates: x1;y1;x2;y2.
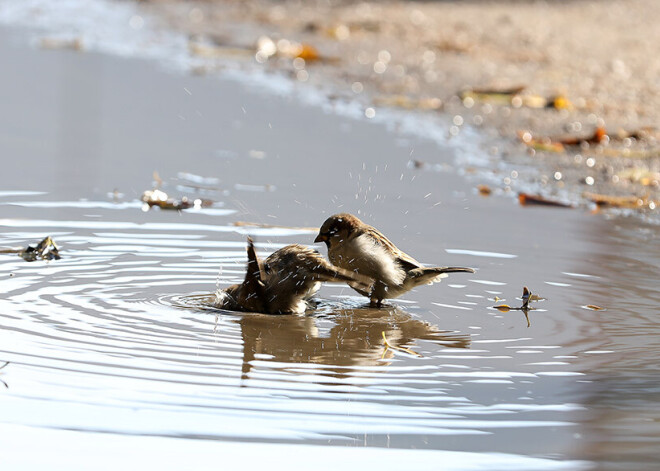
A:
314;213;362;248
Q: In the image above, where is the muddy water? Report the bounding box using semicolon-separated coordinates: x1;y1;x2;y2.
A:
0;25;659;470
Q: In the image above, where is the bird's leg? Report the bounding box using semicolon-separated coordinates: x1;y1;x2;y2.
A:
369;298;383;308
369;280;387;308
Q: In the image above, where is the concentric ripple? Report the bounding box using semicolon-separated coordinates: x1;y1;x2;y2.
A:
0;201;598;466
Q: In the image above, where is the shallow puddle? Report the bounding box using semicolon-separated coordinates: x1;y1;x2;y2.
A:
0;20;659;470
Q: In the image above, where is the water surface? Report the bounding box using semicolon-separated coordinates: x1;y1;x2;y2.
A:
0;22;659;471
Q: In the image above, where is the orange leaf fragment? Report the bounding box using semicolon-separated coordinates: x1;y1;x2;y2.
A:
494;305;512;312
477;184;492;196
296;43;320;61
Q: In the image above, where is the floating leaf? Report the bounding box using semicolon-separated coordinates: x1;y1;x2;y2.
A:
15;237;61;262
494;304;512;312
585;304;605;311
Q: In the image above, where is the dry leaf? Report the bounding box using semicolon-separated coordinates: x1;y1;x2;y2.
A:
141;189;213;211
584;192;658;210
494;304;512;312
549;95;573;110
15;237;61;262
374;95;442;111
518;131;565;152
296;43;320;61
477;184;492;196
519;193;573;208
585;304;605;311
520;95;548;109
617;168;660;187
557;127;608;146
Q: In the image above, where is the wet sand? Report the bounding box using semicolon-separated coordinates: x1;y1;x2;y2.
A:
140;0;660;216
0;15;659;471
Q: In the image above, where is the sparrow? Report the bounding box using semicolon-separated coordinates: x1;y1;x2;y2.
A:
314;213;475;307
261;243;372;314
216;237;372;314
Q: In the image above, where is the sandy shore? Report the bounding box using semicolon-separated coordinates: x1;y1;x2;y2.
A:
138;0;660;215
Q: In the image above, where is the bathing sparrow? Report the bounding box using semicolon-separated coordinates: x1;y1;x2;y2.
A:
261;243;372;314
217;237;371;314
315;213;475;307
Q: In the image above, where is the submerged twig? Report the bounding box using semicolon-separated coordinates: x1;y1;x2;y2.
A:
381;331;423;357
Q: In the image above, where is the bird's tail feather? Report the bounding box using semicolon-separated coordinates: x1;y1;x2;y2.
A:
406;266;475;286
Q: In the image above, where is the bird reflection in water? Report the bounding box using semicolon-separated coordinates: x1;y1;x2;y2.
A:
236;303;470;381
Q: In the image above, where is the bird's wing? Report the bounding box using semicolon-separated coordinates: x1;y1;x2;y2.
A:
363;226;421;271
296;245;373;286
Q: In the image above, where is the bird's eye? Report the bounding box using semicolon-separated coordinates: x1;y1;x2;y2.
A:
264;263;271;273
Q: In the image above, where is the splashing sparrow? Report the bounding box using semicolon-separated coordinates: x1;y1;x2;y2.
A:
314;213;475;307
217;237;371;314
261;243;371;314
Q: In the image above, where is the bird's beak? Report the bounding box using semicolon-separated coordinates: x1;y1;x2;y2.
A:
314;233;327;243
